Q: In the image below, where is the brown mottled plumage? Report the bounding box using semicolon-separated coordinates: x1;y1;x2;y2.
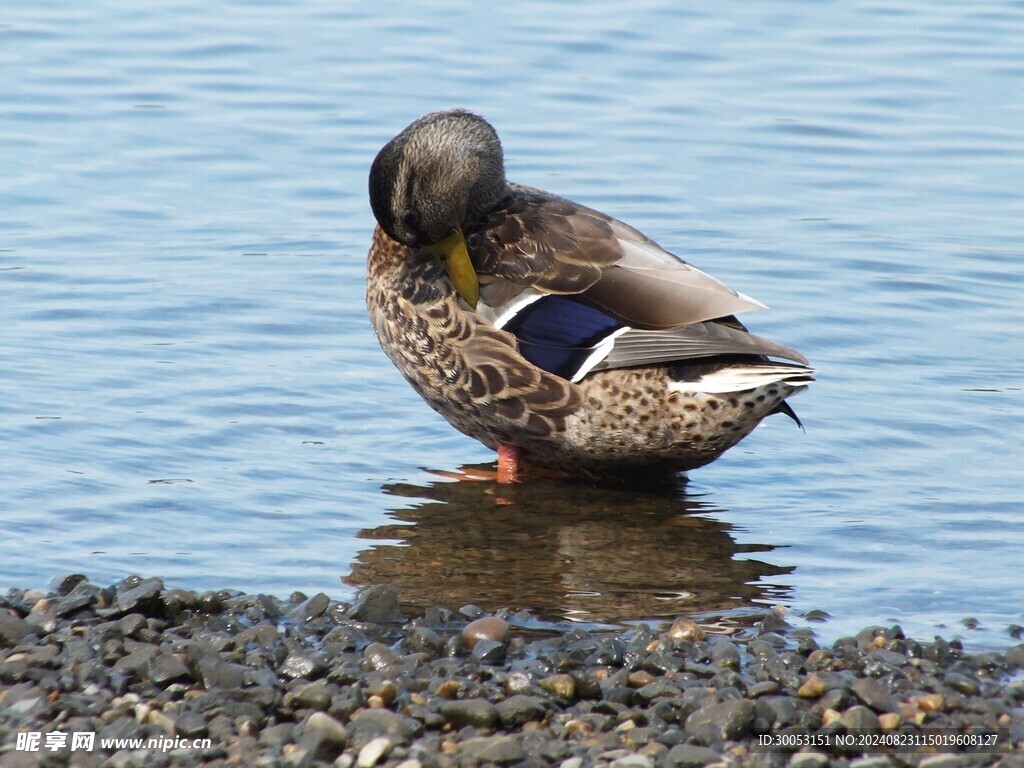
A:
366;109;813;479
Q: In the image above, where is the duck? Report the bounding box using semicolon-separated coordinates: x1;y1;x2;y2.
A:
367;108;813;482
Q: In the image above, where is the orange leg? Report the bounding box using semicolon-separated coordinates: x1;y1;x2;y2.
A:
496;443;522;484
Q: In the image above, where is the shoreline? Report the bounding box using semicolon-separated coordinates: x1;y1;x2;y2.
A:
1;576;1021;767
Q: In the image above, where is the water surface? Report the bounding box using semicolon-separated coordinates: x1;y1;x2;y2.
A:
3;1;1023;647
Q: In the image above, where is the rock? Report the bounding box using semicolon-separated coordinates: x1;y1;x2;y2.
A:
667;618;705;642
440;698;498;729
349;709;424;749
462;616;509;649
759;695;808;727
943;671;980;696
347;585;403;623
191;651;246;690
147;651;192;686
850;677;895;713
293;680;334;711
470;638;507;664
539;674;576;700
848;758;892;768
635;678;683;703
748;681;780;698
796;674;827;699
611;755;654;768
459;735;524;764
711;641;740;669
301;711;348;762
112;578;163;616
356;735;392;767
1006;643;1024;669
289;592;330;623
175;710;208;739
788;752;829;768
840;704;879;731
665;743;724;767
280;650;329;680
917;756;971;768
363;642;401;672
0;611;30;647
684;699;756;743
495;694;546;727
259;722;297;750
403;627;443;657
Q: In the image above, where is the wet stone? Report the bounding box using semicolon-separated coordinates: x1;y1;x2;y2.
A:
289;592;330;623
292;680;334;710
495;694;547;727
685;698;756;743
943;671;980;696
192;653;246;690
749;681;780;698
796;674;827;699
459;734;524;764
759;695;809;727
635;678;683;703
840;705;879;731
539;673;576;700
403;626;443;657
711;640;741;669
848;758;892;768
111;578;163;616
462;616;510;649
3;576;1023;768
470;637;507;664
788;752;829;768
280;649;329;680
300;711;348;762
665;743;725;767
611;755;654;768
850;677;895;713
349;708;424;749
147;651;192;686
440;698;498;729
258;722;296;750
52;591;95;617
174;710;208;739
363;641;401;672
347;584;403;623
357;735;392;767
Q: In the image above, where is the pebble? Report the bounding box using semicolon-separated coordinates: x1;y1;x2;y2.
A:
440;698;498;729
539;673;576;700
494;694;547;727
348;709;423;749
788;752;829;768
461;615;509;649
796;674;826;698
665;743;724;766
0;575;1020;767
685;699;756;742
459;734;524;764
850;676;896;712
346;584;403;623
356;736;391;767
667;618;705;642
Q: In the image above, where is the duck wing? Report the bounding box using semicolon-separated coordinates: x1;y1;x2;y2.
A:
467;184;766;329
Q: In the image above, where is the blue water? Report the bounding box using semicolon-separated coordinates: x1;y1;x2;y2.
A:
3;1;1023;648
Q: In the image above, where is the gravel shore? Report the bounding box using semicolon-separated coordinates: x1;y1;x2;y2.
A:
1;576;1021;768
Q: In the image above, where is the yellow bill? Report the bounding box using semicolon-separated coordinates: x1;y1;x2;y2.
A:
425;226;479;308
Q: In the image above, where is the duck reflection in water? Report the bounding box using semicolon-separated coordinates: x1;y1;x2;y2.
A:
346;468;793;625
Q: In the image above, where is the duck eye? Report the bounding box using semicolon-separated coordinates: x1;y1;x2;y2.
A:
401;210;420;231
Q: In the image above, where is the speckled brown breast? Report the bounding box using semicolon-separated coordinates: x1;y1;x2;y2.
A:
366;227;801;478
